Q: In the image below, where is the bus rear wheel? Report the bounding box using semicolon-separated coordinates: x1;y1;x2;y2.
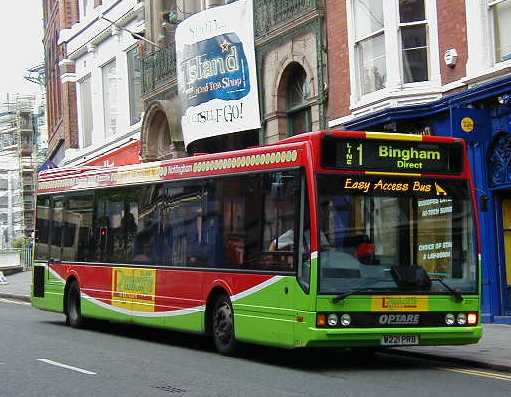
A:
212;295;238;355
66;280;84;329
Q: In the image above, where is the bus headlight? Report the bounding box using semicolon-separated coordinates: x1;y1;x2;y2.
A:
340;313;351;327
445;313;455;326
457;313;467;325
327;314;339;327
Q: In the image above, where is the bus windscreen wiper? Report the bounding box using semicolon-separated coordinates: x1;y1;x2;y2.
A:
332;288;378;303
430;278;464;303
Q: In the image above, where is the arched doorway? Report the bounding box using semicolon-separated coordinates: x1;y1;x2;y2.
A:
141;100;184;162
277;62;312;137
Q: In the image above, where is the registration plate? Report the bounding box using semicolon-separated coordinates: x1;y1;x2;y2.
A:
381;335;419;346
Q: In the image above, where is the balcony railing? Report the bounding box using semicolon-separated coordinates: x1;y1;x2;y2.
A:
254;0;319;38
141;45;177;95
142;0;320;95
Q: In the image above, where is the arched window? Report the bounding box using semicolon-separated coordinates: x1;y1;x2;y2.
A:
286;63;311;136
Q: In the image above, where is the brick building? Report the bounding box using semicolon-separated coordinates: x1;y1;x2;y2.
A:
43;0;144;167
43;0;80;164
139;0;326;159
326;0;511;322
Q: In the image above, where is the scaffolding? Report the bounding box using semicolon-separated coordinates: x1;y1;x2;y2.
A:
0;93;46;249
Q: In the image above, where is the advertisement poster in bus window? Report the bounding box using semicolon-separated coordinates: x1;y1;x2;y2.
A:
112;267;156;312
176;0;261;148
416;198;453;277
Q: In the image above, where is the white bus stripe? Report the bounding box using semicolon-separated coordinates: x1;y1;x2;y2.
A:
37;359;96;375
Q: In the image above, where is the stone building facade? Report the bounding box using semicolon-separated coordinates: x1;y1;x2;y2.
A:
140;0;326;159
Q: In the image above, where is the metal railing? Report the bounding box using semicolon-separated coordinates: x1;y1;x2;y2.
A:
0;245;33;271
254;0;319;38
141;0;320;95
141;45;177;94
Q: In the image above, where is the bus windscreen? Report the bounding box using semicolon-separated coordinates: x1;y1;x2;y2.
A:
316;174;477;295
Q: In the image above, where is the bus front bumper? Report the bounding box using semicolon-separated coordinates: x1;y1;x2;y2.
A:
299;325;483;348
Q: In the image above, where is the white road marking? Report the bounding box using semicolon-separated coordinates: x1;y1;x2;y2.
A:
37;359;96;375
441;367;511;382
0;298;30;306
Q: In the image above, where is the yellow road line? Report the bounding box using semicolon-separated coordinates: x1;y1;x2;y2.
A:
442;367;511;382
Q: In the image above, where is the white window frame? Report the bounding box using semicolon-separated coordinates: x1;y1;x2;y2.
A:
488;0;511;64
101;57;118;138
347;0;440;109
126;46;143;126
466;0;511;81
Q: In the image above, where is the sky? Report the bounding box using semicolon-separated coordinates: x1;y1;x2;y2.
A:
0;1;44;97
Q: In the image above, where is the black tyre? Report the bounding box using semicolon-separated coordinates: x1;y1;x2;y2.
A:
212;295;238;355
66;280;84;329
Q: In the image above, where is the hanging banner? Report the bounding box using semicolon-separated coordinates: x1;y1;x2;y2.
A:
176;0;261;148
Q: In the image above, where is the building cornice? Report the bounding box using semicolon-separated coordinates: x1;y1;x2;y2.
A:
59;0;144;60
330;75;511;130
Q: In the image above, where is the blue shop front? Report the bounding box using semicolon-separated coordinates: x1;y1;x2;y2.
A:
342;76;511;323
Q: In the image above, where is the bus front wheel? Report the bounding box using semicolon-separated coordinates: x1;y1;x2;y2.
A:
66;280;84;329
212;295;238;355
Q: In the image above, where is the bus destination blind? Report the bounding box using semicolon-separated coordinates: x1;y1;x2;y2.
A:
322;137;463;174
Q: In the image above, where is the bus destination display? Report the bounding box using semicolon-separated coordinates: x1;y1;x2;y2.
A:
322;137;463;174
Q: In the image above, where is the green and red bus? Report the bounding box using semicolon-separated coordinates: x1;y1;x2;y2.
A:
32;131;482;354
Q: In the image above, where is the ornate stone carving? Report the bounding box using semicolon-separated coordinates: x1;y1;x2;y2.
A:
489;132;511;186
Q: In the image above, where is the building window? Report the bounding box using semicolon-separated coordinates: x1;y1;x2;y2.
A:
286;63;311;136
102;58;118;137
127;47;142;125
399;0;428;83
354;0;386;95
490;0;511;62
79;75;93;147
80;0;90;18
350;0;433;98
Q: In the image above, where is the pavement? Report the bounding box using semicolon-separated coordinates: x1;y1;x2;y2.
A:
0;269;31;302
1;270;510;372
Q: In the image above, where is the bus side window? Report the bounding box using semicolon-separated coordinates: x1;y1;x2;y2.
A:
35;196;50;261
50;198;65;261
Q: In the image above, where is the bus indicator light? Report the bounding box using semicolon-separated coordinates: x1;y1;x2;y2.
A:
316;314;326;327
467;313;478;325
